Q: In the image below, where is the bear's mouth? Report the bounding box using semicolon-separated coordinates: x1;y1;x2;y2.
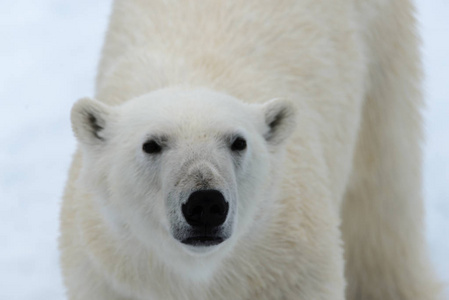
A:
181;236;224;247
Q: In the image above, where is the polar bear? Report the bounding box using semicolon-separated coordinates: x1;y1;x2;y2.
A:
60;0;441;299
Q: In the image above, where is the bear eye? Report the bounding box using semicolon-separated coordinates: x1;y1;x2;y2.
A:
231;137;247;151
142;140;162;154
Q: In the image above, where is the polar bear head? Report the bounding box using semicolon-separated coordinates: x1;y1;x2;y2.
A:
71;88;296;279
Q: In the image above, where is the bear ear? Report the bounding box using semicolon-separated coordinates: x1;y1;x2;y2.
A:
71;97;114;146
262;98;297;145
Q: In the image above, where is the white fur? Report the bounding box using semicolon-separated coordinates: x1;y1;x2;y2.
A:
60;0;442;299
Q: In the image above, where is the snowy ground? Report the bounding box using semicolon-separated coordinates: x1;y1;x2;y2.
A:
0;1;447;299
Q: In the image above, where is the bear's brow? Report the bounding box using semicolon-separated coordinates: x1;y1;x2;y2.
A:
224;132;245;142
144;134;169;144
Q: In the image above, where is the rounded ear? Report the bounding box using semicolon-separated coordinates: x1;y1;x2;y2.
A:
262;98;297;145
71;97;114;145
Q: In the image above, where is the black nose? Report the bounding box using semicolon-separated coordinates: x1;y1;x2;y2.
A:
182;190;228;228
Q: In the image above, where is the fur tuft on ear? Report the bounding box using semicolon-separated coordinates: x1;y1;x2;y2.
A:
71;97;113;145
262;98;297;145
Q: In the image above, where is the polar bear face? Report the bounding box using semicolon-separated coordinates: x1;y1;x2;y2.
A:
71;88;296;278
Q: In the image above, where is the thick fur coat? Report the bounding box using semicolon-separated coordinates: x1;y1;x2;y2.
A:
60;0;441;299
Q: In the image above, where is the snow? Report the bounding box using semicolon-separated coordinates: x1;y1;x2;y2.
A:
0;1;447;299
420;1;449;297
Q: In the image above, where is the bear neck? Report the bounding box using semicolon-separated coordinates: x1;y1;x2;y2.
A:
94;46;286;106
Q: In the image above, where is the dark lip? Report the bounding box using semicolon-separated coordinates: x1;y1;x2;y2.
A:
181;236;224;247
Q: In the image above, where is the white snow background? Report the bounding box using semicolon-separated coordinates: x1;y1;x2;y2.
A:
0;1;447;299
